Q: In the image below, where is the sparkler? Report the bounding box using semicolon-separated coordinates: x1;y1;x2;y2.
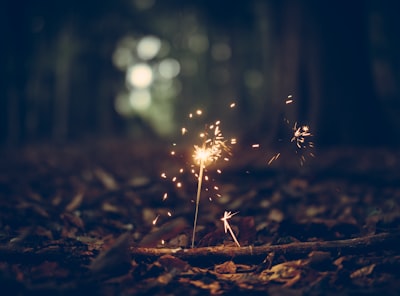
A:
220;211;240;247
191;121;231;248
159;103;236;248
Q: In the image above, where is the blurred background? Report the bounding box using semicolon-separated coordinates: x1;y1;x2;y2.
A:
1;0;400;148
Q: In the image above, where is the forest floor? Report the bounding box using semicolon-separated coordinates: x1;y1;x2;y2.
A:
0;138;400;295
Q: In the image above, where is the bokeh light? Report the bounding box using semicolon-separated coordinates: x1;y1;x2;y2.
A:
133;0;155;11
188;33;209;54
112;47;134;70
158;58;180;79
129;89;152;111
115;93;134;117
243;69;264;90
211;42;231;61
126;63;154;89
137;36;161;60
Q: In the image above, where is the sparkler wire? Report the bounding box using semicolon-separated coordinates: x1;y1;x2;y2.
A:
191;154;205;248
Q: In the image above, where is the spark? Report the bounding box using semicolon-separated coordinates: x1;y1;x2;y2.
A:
220;211;240;247
267;152;281;165
171;151;175;156
182;127;187;135
196;109;202;116
163;192;168;201
230;102;236;108
286;95;293;104
252;144;260;148
161;173;167;178
167;211;172;217
152;215;160;225
291;122;312;149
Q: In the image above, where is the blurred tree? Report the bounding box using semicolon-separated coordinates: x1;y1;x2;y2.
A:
1;0;399;147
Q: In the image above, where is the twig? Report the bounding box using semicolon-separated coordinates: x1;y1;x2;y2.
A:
131;232;400;263
0;232;399;266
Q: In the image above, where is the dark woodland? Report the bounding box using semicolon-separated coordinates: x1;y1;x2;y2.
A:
1;0;400;295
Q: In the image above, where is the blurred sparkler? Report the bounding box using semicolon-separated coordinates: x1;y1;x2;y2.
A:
265;95;315;166
220;211;240;247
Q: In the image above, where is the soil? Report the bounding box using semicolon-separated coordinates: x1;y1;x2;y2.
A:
1;139;400;295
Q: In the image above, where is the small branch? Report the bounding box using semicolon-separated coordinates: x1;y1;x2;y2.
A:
131;232;400;263
0;232;398;266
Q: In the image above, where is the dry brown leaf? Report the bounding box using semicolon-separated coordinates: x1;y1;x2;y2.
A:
65;190;85;212
157;254;190;272
214;261;237;274
260;260;304;287
350;264;376;279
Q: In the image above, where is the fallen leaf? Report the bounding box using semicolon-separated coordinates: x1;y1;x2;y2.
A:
214;261;237;274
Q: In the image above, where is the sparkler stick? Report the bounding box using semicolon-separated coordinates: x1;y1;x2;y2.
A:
191;143;206;248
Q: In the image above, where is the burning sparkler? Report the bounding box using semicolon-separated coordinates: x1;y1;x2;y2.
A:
191;121;231;248
159;103;236;248
220;211;240;247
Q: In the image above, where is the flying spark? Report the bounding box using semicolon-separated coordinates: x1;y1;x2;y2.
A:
291;122;312;149
286;95;294;104
152;215;160;225
267;152;281;165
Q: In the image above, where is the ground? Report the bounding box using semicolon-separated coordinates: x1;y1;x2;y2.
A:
0;139;400;295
